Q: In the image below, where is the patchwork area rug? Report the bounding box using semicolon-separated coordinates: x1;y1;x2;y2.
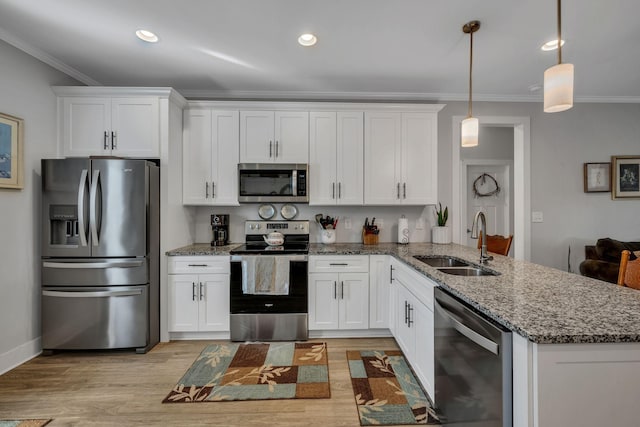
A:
164;342;330;402
0;421;51;427
347;350;439;425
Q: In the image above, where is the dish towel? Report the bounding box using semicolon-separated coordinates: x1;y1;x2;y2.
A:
241;256;290;295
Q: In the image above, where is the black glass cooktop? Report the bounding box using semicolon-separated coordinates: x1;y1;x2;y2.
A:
230;242;309;255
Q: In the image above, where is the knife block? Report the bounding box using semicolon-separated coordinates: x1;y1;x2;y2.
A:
362;229;379;245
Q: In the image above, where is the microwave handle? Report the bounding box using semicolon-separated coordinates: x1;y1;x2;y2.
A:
292;170;297;196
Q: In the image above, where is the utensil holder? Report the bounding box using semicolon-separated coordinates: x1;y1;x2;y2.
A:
320;229;336;244
362;229;379;245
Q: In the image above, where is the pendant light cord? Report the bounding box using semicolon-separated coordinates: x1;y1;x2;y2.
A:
468;28;473;118
557;0;562;64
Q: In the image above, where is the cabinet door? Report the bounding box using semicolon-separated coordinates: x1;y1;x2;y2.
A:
401;112;437;205
239;111;274;163
61;97;111;157
339;272;369;330
364;112;401;205
336;112;364;205
274;111;309;163
199;274;230;331
168;274;199;332
183;110;212;205
210;111;240;205
309;112;337;205
369;255;390;329
395;284;416;358
111;97;160;157
308;273;340;330
413;300;434;399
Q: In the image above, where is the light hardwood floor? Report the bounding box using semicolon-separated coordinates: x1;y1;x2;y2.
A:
0;338;416;427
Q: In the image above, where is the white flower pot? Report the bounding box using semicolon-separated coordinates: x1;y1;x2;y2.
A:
431;226;451;244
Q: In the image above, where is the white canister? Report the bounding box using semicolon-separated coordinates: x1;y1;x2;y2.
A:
398;216;409;244
320;229;337;244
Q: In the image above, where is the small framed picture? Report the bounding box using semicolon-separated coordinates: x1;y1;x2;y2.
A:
0;112;24;190
612;156;640;199
583;162;611;193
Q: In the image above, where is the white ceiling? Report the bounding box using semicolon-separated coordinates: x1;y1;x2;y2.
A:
1;0;639;102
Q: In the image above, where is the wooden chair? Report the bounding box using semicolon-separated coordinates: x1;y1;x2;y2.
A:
477;232;513;256
617;250;640;290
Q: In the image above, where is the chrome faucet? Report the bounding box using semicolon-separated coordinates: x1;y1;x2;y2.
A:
471;211;493;264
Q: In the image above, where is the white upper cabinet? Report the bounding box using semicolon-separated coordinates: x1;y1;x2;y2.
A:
309;112;363;205
60;96;160;158
364;111;438;205
240;111;309;163
183;109;239;205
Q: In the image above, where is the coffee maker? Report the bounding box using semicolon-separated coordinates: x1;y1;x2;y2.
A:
211;214;229;246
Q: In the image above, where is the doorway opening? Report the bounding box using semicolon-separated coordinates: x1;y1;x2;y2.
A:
451;116;531;261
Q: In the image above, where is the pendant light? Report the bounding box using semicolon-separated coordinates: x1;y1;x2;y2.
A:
461;21;480;147
544;0;574;112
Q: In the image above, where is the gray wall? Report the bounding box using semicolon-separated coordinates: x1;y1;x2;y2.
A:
0;40;79;370
438;100;640;271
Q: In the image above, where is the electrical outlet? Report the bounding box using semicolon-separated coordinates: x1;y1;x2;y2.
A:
344;217;352;229
532;211;544;223
416;218;424;230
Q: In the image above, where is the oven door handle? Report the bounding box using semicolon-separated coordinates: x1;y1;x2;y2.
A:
434;300;499;355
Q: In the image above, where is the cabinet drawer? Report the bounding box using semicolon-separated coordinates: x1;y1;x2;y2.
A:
308;255;369;273
168;256;230;274
394;261;434;308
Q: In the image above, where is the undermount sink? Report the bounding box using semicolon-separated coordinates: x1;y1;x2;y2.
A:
437;267;500;277
413;255;471;268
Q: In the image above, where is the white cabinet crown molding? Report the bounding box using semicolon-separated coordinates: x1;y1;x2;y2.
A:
186;100;445;112
52;86;187;107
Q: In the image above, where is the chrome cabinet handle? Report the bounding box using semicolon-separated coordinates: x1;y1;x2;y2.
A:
269;140;273;158
275;141;279;158
199;282;204;300
397;183;400;199
211;181;215;198
332;183;335;199
407;304;414;327
404;301;408;324
329;263;348;266
334;281;337;299
192;282;196;301
338;182;342;199
341;281;344;299
205;182;209;198
187;264;208;267
390;265;395;283
111;131;117;150
103;131;109;150
403;182;406;199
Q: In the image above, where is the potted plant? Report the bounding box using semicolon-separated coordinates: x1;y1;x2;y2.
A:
432;202;451;244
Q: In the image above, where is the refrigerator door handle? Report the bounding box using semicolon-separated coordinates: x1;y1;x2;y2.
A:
43;260;144;269
77;169;89;247
89;169;100;246
43;289;143;298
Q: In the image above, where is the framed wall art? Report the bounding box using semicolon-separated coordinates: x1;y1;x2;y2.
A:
612;155;640;199
0;112;24;190
583;162;611;193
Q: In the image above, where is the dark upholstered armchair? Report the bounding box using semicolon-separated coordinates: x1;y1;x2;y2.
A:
579;238;640;283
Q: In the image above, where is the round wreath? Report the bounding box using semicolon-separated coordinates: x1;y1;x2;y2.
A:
473;173;501;198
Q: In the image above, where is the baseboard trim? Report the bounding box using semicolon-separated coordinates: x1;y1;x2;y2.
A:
0;337;41;375
309;329;392;339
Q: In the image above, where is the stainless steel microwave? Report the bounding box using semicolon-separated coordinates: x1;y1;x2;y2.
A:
238;163;308;203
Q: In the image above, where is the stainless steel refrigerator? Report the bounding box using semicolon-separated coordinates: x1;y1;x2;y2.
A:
40;158;159;353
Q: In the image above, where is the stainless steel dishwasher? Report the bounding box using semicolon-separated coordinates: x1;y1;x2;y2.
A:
434;288;512;427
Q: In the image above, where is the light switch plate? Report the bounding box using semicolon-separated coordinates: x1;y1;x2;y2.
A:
344;217;352;229
532;211;544;223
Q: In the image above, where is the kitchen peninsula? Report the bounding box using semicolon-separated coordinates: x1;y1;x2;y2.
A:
167;242;640;427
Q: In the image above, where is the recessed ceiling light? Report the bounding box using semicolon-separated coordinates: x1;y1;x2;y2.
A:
541;39;565;51
298;33;317;47
136;29;159;43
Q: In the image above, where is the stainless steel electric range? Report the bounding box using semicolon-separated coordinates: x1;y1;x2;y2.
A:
229;220;309;341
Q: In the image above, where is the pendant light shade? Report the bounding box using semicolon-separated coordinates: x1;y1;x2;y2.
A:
544;0;574;112
462;20;480;147
461;117;479;147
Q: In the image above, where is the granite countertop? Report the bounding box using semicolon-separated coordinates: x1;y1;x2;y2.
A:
166;242;640;345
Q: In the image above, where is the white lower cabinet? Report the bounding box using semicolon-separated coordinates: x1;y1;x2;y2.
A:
391;259;435;399
167;256;230;332
308;255;369;331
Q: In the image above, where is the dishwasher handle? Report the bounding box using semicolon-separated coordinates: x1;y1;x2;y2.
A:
435;299;499;355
